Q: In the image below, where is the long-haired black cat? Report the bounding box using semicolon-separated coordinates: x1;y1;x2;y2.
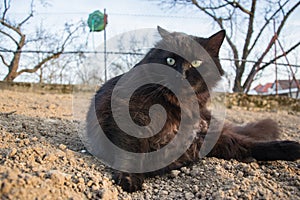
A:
86;26;300;192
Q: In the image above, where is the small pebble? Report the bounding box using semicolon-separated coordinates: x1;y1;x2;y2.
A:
87;180;93;187
47;104;57;110
193;185;199;193
170;170;180;178
1;181;12;194
161;190;168;195
185;192;194;199
58;144;67;150
8;148;17;157
31;137;38;142
78;177;85;183
49;170;65;185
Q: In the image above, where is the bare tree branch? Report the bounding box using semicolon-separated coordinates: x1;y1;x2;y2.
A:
0;19;23;36
241;0;256;60
17;0;34;28
0;29;19;45
224;0;252;15
191;0;218;20
0;1;84;82
275;1;300;40
1;0;11;20
0;0;34;36
233;0;256;90
191;0;240;69
199;3;229;10
0;54;9;66
247;0;289;55
17;52;62;75
156;0;300;92
60;24;83;50
18;13;33;28
260;41;300;70
243;1;300;92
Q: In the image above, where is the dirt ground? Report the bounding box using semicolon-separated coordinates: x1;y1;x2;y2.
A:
0;89;299;200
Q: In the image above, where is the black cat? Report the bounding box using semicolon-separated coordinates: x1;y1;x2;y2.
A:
85;26;300;192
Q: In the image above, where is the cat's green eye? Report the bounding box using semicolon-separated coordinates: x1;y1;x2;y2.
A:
191;60;203;68
166;57;176;66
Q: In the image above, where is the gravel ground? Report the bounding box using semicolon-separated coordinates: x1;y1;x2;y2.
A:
0;89;299;200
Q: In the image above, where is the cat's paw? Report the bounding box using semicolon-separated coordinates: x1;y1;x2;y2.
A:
113;172;144;192
251;140;300;161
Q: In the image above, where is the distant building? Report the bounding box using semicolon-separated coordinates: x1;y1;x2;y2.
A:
251;79;300;99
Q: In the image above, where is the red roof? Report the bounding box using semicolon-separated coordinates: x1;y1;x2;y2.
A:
254;79;300;94
254;84;263;91
277;79;300;90
255;83;273;93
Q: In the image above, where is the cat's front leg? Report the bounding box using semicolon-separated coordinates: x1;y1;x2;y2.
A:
112;171;145;192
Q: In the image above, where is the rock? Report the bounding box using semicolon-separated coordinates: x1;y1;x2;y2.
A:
192;185;199;193
43;153;57;162
80;149;87;153
181;167;190;174
7;169;19;180
101;188;118;200
47;104;57;110
170;170;180;178
49;170;65;185
78;177;85;183
212;190;226;199
58;144;67;150
250;162;259;169
237;171;244;178
161;190;168;195
1;180;12;194
87;180;93;187
91;184;100;192
185;192;194;199
31;137;38;142
8;148;17;157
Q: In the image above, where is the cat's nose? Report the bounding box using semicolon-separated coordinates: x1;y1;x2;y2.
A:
182;63;191;79
183;63;191;71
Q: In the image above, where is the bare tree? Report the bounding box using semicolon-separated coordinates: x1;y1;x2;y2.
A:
75;52;104;85
0;0;84;82
74;32;150;85
153;0;300;92
109;34;148;77
38;53;78;84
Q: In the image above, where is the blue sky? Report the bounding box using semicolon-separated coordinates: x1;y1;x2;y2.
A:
9;0;214;41
10;0;299;38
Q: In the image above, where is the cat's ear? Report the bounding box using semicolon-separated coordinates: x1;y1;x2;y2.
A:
207;30;226;56
157;26;170;39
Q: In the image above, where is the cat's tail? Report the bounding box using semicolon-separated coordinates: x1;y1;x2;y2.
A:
227;119;300;161
232;118;280;141
250;140;300;161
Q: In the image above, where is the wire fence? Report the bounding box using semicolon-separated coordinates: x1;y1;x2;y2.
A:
1;48;299;68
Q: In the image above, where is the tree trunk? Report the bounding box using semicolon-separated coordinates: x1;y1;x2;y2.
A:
232;68;244;92
4;35;26;82
39;68;43;84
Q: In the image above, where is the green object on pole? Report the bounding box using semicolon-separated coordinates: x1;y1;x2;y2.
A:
88;10;108;32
